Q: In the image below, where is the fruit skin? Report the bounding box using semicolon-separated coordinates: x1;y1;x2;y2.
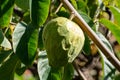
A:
42;17;85;68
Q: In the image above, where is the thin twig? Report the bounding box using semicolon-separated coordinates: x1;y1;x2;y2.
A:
73;60;87;80
54;2;63;14
61;0;120;71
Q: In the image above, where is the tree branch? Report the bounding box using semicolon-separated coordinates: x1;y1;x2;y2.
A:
61;0;120;71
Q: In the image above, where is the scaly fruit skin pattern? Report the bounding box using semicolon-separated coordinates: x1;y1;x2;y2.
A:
42;17;85;68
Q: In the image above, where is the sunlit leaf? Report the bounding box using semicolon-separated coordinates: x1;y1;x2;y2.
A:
12;22;27;53
30;0;50;28
70;0;78;9
38;51;51;80
13;22;38;66
116;0;120;9
0;28;11;49
0;53;20;80
16;24;38;66
0;37;12;49
0;0;15;28
100;18;120;44
109;6;120;26
103;0;115;6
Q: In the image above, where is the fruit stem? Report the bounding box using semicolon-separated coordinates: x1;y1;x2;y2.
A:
54;2;63;14
69;11;75;20
61;0;120;71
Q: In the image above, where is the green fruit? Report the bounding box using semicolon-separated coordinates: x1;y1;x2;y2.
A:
42;17;85;68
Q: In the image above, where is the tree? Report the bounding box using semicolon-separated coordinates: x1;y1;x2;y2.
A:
0;0;120;80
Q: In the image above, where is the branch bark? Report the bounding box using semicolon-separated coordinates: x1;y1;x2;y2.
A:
61;0;120;71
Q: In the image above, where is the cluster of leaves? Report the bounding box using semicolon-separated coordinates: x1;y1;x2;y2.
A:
0;0;120;80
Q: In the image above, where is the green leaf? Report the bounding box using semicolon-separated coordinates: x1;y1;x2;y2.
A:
103;0;116;6
0;0;15;28
47;65;73;80
116;0;120;9
38;51;74;80
0;53;20;80
15;0;29;11
38;51;51;80
0;50;12;64
78;11;94;27
77;11;93;55
28;25;39;64
100;18;120;44
0;37;12;49
14;73;36;80
100;50;115;80
62;63;74;80
23;12;31;24
83;34;91;55
76;0;88;13
12;22;27;53
113;74;120;80
13;22;38;66
70;0;78;9
30;0;50;28
0;29;12;49
47;67;64;80
57;10;70;18
15;63;26;75
109;6;120;26
38;27;44;50
15;23;39;66
96;32;114;53
97;32;115;80
0;29;4;44
87;0;99;18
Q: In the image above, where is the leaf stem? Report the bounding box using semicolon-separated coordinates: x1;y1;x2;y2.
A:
61;0;120;71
